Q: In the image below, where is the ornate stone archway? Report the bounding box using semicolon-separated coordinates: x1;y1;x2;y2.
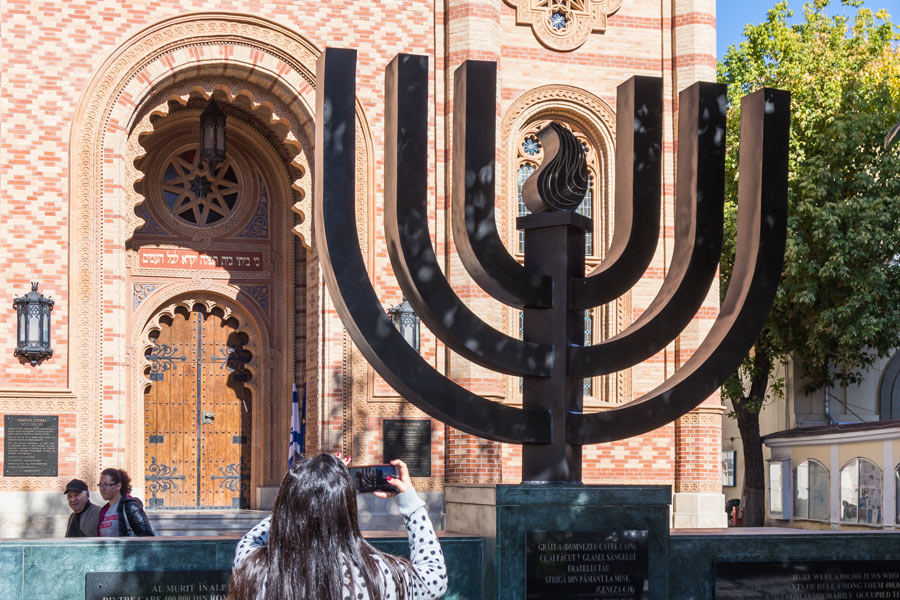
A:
69;12;374;489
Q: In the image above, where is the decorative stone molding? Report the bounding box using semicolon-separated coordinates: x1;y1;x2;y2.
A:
411;479;445;492
70;13;375;489
126;81;309;244
503;0;624;51
132;283;165;311
677;404;726;426
674;480;722;494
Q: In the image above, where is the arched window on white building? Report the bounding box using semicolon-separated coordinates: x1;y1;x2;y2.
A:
841;458;882;525
793;459;829;521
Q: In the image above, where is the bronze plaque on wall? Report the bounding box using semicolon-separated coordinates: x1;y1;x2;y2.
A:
3;415;58;477
382;419;431;477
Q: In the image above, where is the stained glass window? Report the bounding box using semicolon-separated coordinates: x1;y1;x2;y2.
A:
517;163;536;253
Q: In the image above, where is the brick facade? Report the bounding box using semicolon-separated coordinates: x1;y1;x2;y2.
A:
0;0;723;529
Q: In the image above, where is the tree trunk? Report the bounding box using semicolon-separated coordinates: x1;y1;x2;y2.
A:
733;345;772;527
735;404;765;526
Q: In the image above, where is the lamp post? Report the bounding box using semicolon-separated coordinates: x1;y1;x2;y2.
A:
200;98;226;172
14;282;53;366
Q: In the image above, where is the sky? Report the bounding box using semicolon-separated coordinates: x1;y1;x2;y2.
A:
716;0;900;60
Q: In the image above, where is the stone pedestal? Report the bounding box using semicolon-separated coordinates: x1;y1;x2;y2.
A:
446;484;671;599
672;492;728;529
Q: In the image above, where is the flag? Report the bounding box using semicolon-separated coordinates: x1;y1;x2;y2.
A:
300;382;307;457
289;383;305;468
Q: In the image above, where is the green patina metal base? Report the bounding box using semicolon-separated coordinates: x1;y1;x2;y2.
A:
0;533;482;599
446;483;672;600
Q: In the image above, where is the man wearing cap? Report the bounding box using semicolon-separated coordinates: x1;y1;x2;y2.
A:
64;479;100;537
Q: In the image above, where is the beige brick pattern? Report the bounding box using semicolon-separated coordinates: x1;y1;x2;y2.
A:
0;0;721;512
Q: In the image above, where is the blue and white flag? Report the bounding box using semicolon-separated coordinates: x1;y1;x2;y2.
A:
289;383;305;468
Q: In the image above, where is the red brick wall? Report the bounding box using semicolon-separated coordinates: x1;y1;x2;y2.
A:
0;0;721;494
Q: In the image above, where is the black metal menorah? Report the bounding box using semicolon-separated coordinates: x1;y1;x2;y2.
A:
314;48;790;482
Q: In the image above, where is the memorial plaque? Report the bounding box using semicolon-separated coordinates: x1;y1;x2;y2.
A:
382;419;431;477
526;530;649;599
3;415;58;477
85;570;230;600
717;560;900;599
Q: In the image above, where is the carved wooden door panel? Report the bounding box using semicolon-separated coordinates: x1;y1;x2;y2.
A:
198;311;252;508
145;308;251;509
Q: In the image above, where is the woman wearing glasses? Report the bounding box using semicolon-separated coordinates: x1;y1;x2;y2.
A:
97;468;155;536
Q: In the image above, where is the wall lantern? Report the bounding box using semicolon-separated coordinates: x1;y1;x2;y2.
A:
14;282;54;366
200;98;227;172
387;297;420;353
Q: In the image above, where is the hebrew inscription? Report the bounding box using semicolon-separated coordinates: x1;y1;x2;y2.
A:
138;248;263;271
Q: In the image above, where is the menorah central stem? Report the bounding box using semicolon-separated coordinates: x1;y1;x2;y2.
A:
520;210;590;482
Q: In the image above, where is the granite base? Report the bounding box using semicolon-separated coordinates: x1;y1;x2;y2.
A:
446;483;672;600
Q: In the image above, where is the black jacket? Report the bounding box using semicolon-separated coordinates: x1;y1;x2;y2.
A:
101;496;155;536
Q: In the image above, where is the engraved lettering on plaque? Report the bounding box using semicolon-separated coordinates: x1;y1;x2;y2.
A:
382;419;431;477
3;415;58;477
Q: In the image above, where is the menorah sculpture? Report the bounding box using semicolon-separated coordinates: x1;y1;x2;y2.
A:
314;49;789;483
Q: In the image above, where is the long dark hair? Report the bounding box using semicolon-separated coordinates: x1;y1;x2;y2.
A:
228;454;419;600
100;468;132;496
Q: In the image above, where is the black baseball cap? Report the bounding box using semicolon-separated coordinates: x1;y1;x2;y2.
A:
64;479;89;494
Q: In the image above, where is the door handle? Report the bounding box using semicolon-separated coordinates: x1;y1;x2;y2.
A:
201;411;216;424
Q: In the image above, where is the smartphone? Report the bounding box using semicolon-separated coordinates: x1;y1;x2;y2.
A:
349;464;398;493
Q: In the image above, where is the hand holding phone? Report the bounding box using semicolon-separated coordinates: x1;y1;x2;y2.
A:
349;464;398;493
373;459;412;498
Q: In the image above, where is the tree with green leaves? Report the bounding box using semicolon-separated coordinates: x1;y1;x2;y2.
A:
718;0;900;526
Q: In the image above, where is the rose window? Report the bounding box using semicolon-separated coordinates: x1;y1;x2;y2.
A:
161;148;240;226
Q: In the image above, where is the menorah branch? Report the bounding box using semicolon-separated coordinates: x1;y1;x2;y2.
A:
384;54;554;377
314;48;552;444
451;60;554;309
568;87;789;445
569;76;663;310
569;82;727;378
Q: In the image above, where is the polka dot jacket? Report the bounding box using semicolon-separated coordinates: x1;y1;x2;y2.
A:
233;488;448;599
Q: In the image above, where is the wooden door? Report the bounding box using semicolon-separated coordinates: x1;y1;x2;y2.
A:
144;307;251;508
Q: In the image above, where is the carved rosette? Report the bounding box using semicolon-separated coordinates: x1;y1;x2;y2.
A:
503;0;624;51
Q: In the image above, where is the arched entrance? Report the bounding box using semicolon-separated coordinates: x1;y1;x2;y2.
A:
69;14;376;498
144;305;252;508
128;97;292;509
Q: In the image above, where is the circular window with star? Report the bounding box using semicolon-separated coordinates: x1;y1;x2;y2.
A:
141;138;259;239
162;149;240;226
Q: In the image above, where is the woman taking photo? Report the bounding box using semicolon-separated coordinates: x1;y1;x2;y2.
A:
229;454;447;599
96;468;155;537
